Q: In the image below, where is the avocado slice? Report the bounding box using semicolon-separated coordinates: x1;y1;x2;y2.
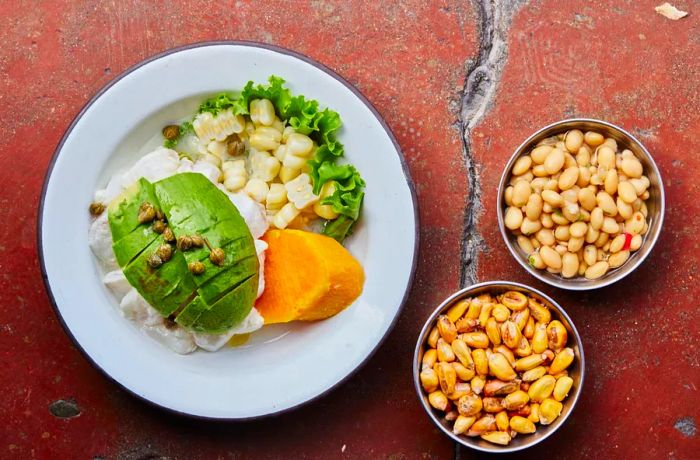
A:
109;172;259;334
187;275;258;334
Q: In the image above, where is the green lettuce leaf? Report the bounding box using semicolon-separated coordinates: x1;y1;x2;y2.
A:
323;215;356;242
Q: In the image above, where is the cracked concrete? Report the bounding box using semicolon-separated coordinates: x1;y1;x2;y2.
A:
459;0;526;287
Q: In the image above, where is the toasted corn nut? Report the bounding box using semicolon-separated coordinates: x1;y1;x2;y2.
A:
484;379;521;396
512;308;530;331
501;291;528;311
453;415;477;435
503;390;530;410
501;321;522;349
462;332;490;349
553;376;574;401
522;366;547;382
478;303;493;327
528;298;552;323
428;391;449;411
457;393;483;417
427;326;440;348
445;410;459;422
471;348;489;376
547;320;568;351
515;353;547;372
447;300;469;323
488;353;517;381
528;375;556;403
455;317;479;333
480;431;511;446
467;415;496;436
466;298;483;319
452;362;476;382
437;362;457;395
532;323;548;354
492;304;510;322
509;403;532;417
451;339;475;369
528;403;540;423
510;416;536;434
515;336;533;357
520;381;530;392
494;345;516;367
437;338;456;362
523;317;535;339
483;397;505;413
539;398;563;425
422;349;437;370
437;315;458;343
496;411;510;431
471;376;486;395
542;349;555;362
420;368;439;392
485;317;502;346
549;347;575;374
448;382;472;400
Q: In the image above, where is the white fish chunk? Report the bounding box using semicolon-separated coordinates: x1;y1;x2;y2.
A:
192;160;222;184
193;307;264;352
220;187;269;239
102;270;130;301
88;212;118;272
254;239;268;299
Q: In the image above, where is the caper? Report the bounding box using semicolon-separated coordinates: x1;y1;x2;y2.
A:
226;134;245;156
138;202;156;224
188;261;205;275
209;247;225;266
155;209;165;221
156;244;173;262
89;202;105;216
176;235;193;251
152;220;166;234
162;124;180;140
147;253;163;268
191;235;205;248
163;227;175;243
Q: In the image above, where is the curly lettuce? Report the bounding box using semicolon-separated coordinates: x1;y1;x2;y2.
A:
191;76;365;242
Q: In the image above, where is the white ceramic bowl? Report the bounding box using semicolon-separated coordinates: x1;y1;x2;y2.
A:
39;41;418;419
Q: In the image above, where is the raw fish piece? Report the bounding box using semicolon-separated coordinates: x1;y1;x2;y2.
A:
102;270;130;301
88;212;118;272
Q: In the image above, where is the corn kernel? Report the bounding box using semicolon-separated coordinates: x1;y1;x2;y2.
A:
532;323;548;354
539;398;563;425
421;348;437;370
470;376;485;395
501;321;522;349
548;347;575;374
515;354;547;372
528;298;551;323
546;320;568;351
462;332;490;349
451;362;475;382
528;375;556;403
436;338;456;362
488;353;517;381
436;362;457;395
478;302;493;327
501;291;528;311
437;315;458;343
523;317;535;339
453;415;476;435
510;415;536;434
494;345;516;367
457;393;482;417
472;349;489;376
467;415;496;436
492;304;510;322
485;317;502;346
420;368;438;393
249;98;276;126
503;390;530;410
484;379;520;396
480;431;511;446
495;411;510;432
286;132;314;156
427;327;440;348
447;300;469;323
482;397;504;413
528;403;540;423
553;376;574;401
249;126;282;151
466;298;482;319
428;391;449;411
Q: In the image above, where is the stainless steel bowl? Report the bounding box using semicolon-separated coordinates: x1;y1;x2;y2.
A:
413;281;585;453
497;118;665;290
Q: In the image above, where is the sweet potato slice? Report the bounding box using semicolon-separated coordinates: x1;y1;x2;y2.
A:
256;229;364;324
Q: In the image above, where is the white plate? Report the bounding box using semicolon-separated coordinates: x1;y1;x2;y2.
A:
39;41;418;419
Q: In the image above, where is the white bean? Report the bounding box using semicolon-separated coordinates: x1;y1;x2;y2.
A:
505;207;524;230
540;246;562;269
583;245;597;266
621;157;643;178
608;251;630;269
617;181;637;203
544;149;566;175
521;218;542;235
526;193;544;220
570;222;588;238
585;261;609;280
561;252;579;278
531;145;553;164
517;235;535;254
512;180;532;207
512;156;532;176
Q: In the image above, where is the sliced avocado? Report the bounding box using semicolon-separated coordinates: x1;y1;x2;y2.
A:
108;178;160;242
188;275;258;334
108;172;259;334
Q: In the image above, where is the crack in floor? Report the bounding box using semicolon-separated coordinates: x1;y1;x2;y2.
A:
458;0;527;290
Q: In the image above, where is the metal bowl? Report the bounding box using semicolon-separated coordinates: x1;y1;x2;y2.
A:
413;281;585;453
497;118;665;290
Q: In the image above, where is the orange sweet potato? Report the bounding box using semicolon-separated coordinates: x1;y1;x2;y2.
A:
256;229;364;324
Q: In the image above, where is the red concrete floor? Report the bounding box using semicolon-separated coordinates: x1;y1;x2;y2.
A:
0;0;697;458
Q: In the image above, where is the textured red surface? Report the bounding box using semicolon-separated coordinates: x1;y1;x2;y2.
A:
1;0;698;459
